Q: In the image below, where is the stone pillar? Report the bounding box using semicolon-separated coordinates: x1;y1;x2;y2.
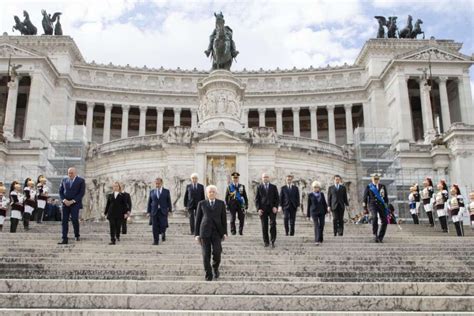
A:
437;77;451;132
86;101;94;142
398;75;414;142
241;108;249;128
103;103;113;143
310;106;318;140
191;108;198;129
327;104;336;144
344;104;353;144
121;104;130;139
156;108;164;134
139;105;147;136
418;78;435;141
362;101;371;129
2;78;20;138
275;108;283;135
292;107;300;137
258;108;266;127
24;73;42;139
174;107;181;126
458;75;474;124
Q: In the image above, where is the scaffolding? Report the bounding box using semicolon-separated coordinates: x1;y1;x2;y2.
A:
46;125;87;198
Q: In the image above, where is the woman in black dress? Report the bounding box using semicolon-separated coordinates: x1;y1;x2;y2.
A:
104;182;129;245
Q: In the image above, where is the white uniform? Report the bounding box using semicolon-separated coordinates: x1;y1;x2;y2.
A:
0;194;9;225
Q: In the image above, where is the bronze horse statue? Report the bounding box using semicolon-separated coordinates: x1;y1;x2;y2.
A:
410;19;425;39
205;12;238;71
41;9;62;35
399;15;413;38
12;10;37;35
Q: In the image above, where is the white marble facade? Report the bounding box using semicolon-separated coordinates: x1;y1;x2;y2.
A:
0;34;473;219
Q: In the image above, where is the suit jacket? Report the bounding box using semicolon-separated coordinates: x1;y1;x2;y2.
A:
183;183;205;210
122;192;132;213
255;183;279;211
59;176;85;208
225;183;249;210
327;184;349;210
104;192;128;219
363;183;388;211
280;184;300;210
195;199;228;238
147;187;172;216
307;191;328;217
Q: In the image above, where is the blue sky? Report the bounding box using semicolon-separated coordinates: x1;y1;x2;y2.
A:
1;0;472;73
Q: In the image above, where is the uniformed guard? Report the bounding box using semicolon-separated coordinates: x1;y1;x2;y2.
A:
408;183;420;224
448;184;464;236
421;177;435;227
434;179;449;233
362;173;389;243
225;172;248;235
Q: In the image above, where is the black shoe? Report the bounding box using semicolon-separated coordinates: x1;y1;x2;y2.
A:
231;231;236;235
162;236;166;242
271;242;275;248
213;269;220;279
75;237;80;242
286;233;289;236
116;237;120;242
264;243;270;247
58;239;68;245
152;241;159;245
374;238;380;243
378;239;384;243
122;232;127;235
239;231;243;236
205;274;213;281
109;241;116;245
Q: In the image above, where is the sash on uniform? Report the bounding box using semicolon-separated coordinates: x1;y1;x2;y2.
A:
369;183;389;216
229;183;244;208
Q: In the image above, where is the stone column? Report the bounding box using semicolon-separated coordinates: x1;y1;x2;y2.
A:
344;104;353;144
103;103;113;143
362;101;371;129
258;108;266;127
241;108;249;128
458;75;474;124
86;101;94;142
327;104;336;144
418;78;435;141
275;108;283;135
398;75;414;142
139;105;147;136
121;104;130;139
24;73;42;139
156;107;164;134
292;107;300;137
191;108;198;129
2;78;20;138
437;77;451;132
174;107;181;126
310;106;318;140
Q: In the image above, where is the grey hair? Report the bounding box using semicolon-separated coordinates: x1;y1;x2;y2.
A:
206;185;218;194
311;181;321;188
190;173;199;179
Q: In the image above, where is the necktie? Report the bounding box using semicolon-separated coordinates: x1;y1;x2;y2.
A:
194;184;196;191
265;183;268;191
67;179;72;188
336;184;339;190
210;200;214;207
156;189;160;199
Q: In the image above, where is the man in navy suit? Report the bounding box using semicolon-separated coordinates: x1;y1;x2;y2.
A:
147;177;172;245
280;174;300;236
183;173;205;235
327;175;349;237
58;167;85;244
255;173;280;248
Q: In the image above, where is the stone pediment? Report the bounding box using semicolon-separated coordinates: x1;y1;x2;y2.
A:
0;43;43;58
195;129;250;144
397;46;471;62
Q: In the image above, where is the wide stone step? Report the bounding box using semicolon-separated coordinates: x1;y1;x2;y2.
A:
0;293;472;311
1;280;472;296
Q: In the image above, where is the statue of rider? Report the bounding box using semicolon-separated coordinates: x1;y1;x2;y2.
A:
204;12;239;58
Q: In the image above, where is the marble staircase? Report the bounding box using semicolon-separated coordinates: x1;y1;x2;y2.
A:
0;215;473;315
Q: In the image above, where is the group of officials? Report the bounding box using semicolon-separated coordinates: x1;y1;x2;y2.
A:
56;167;404;281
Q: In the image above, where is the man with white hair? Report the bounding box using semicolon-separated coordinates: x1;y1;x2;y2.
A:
255;173;280;248
184;173;205;235
58;167;85;244
195;185;228;281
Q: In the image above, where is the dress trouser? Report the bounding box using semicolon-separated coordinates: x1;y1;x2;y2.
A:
121;217;128;234
411;213;420;224
260;208;277;244
201;230;222;277
371;206;388;241
312;212;325;242
188;208;196;234
332;205;345;236
10;218;19;233
283;206;297;236
230;207;245;234
109;217;122;242
61;204;80;240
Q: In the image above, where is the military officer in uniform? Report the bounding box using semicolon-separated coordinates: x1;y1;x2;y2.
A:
362;173;389;243
225;172;248;235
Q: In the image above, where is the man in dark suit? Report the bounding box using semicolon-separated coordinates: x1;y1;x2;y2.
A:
121;184;132;235
225;172;248;235
195;185;228;281
184;173;205;235
327;175;349;237
58;167;85;244
363;173;389;243
255;173;280;248
147;177;172;245
279;174;300;236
